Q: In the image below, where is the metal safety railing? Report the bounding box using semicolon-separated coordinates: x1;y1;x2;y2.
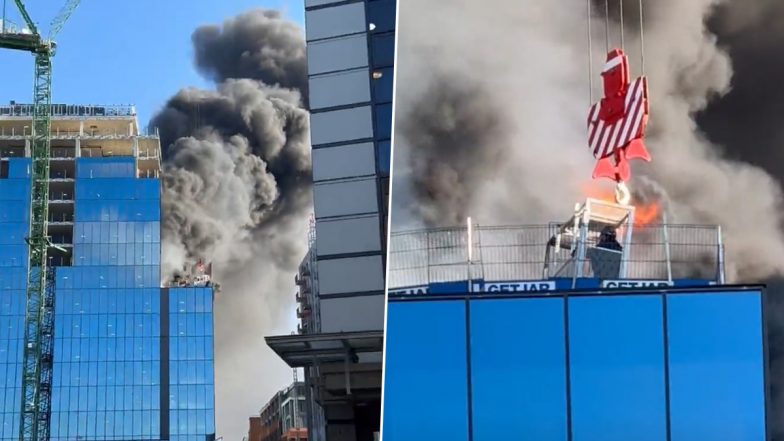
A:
0;103;136;117
388;224;724;289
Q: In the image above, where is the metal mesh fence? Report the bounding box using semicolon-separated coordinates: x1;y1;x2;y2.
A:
388;224;723;288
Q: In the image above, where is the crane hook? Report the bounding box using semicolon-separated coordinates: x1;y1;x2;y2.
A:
615;181;631;205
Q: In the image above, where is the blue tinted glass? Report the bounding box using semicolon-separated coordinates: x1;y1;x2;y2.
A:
383;301;468;441
568;295;666;441
375;103;392;139
367;0;396;32
667;292;766;441
7;158;30;179
373;67;394;104
377;141;391;175
470;298;567;441
371;34;395;67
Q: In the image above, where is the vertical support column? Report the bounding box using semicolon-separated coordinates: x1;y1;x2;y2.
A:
74;138;81;158
662;212;673;283
717;226;725;284
619;209;635;278
160;288;170;440
466;217;473;293
132;137;139;178
25;138;31;157
78;121;84;136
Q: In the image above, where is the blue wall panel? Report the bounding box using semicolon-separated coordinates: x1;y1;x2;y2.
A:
383;289;768;441
667;292;766;441
470;298;567;441
7;158;30;179
383;301;469;441
568;295;667;441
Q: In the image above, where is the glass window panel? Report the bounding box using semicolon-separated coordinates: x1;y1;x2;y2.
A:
371;33;395;67
568;295;666;441
667;292;766;441
377;141;391;176
374;103;392;139
372;67;393;103
367;0;396;32
383;301;468;441
470;298;567;441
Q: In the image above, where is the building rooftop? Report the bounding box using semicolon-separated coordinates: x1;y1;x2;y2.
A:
388;199;725;293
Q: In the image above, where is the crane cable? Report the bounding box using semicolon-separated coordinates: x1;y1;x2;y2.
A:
639;0;645;74
587;0;593;104
619;0;624;50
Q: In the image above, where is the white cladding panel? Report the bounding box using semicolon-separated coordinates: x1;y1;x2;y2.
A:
305;2;366;41
313;178;378;218
307;35;368;75
316;216;381;256
310;106;373;146
312;142;376;182
319;294;386;333
317;254;384;295
310;69;371;110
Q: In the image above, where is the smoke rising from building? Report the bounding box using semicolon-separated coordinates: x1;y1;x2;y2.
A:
151;10;310;440
392;0;784;283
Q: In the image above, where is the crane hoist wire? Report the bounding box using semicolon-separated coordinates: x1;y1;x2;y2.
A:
587;0;646;104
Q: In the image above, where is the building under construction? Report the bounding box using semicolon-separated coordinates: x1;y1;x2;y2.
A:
0;104;216;440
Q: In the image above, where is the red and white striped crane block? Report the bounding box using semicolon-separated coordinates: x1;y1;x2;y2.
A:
587;48;651;183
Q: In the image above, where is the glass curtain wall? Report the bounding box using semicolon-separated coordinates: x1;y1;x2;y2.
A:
51;157;161;440
0;158;31;440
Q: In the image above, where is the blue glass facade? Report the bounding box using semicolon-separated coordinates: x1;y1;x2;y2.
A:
383;288;769;441
0;156;214;441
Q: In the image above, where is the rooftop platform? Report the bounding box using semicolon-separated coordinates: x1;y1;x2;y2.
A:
0;102;161;177
389;199;725;294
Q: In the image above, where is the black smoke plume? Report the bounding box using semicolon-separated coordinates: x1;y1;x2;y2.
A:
151;10;310;440
192;9;309;96
399;72;507;227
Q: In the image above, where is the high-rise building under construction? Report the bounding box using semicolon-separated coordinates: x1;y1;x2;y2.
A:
0;103;215;441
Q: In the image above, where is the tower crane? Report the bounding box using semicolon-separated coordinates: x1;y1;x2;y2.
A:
0;1;80;440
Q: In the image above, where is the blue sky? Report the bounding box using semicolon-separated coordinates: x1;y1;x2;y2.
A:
0;0;305;126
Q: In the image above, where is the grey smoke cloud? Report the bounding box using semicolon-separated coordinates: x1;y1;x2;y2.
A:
392;0;784;283
192;9;309;95
399;73;508;226
151;10;310;441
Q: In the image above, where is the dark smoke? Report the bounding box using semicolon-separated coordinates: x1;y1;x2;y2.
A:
698;0;784;189
192;9;309;96
400;72;508;227
151;9;310;440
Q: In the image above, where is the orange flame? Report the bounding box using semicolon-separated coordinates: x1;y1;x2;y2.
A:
580;182;661;226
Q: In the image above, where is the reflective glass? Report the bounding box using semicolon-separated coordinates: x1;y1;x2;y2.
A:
168;287;215;438
371;34;395;68
0;166;31;440
377;141;391;176
667;292;766;441
375;103;392;139
470;298;567;441
568;295;667;441
383;301;469;441
372;67;394;104
367;0;396;33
